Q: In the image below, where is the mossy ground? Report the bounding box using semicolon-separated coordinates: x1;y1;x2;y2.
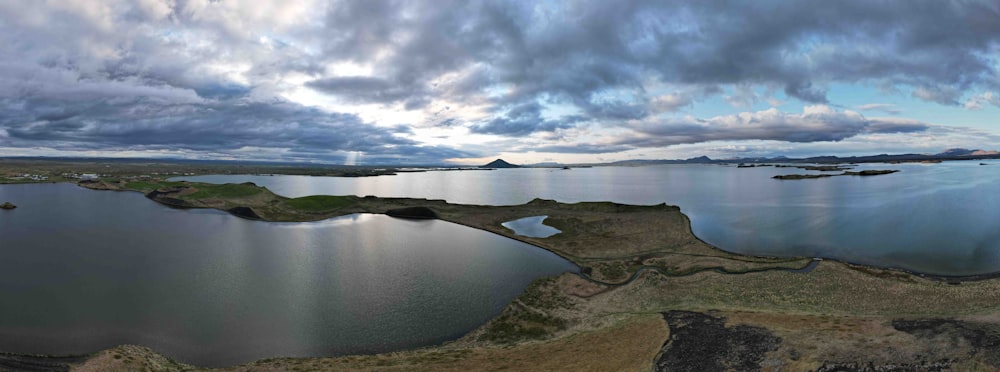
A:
50;177;1000;370
283;195;356;212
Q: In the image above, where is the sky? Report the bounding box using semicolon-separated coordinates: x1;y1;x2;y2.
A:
1;1;1000;165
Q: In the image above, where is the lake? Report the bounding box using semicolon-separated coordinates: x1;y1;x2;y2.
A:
179;161;1000;276
0;183;577;366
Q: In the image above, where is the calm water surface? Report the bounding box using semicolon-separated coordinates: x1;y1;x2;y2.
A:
502;216;561;238
180;162;1000;275
0;184;576;366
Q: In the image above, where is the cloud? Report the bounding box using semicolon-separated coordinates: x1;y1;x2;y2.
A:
783;81;828;103
0;96;473;163
650;93;693;112
964;92;1000;110
528;144;633;154
856;103;902;114
302;0;1000;133
511;106;934;155
617;106;928;148
469;101;585;136
306;76;429;108
1;1;999;161
912;86;962;105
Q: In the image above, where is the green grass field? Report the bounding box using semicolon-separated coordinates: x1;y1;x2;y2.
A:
284;195;357;212
184;183;262;199
124;181;185;190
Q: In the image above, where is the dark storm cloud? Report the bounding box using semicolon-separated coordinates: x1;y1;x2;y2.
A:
614;107;930;149
529;107;932;154
308;0;1000;128
0;1;472;163
1;0;998;160
470;102;585;136
306;76;428;107
0;96;471;163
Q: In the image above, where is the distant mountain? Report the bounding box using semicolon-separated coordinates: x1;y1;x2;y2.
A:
525;161;562;167
939;148;1000;157
590;149;1000;167
481;159;520;168
606;155;714;166
937;148;978;157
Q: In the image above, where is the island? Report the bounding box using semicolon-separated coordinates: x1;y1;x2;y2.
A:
791;165;852;171
480;159;521;168
774;169;899;180
0;202;15;209
772;173;836;180
0;176;981;371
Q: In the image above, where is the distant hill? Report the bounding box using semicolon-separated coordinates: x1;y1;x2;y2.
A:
607;156;714;166
524;161;562;167
481;159;520;168
596;149;1000;166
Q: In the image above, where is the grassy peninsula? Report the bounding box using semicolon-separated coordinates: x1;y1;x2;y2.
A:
6;175;1000;370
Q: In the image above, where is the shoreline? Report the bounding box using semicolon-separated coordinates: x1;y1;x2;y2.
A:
7;179;1000;369
7;179;1000;282
67;179;1000;282
75;179;816;270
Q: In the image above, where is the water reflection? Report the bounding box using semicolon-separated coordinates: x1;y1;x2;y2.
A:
0;184;576;366
179;162;1000;275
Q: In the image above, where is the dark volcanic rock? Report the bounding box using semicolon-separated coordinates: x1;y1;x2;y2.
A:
144;187;195;208
0;202;15;210
893;318;1000;367
385;206;439;219
480;159;520;168
799;165;851;171
654;311;781;372
773;174;835;180
843;170;899;176
774;169;898;180
227;206;261;220
0;352;91;372
816;360;952;372
145;187;189;199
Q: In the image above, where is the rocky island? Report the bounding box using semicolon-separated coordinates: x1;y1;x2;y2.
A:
774;169;899;180
480;159;521;168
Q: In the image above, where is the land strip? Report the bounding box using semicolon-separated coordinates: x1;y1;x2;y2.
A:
6;173;1000;370
0;158;459;185
79;178;812;282
772;169;899;180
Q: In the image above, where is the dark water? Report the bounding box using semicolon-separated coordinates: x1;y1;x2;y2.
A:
180;162;1000;276
0;183;576;366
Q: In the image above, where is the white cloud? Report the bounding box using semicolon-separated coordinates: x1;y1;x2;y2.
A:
650;93;692;112
856;103;901;114
963;92;1000;110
